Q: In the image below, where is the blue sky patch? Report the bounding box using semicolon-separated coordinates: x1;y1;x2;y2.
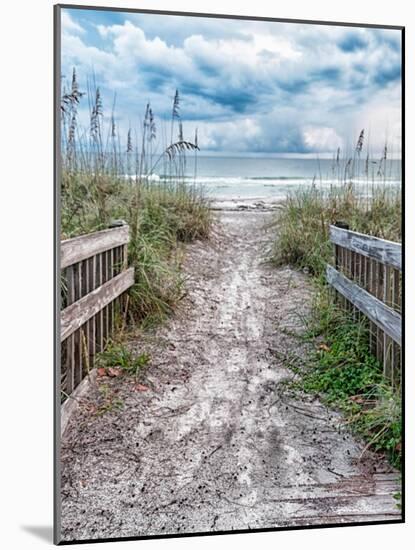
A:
60;8;402;155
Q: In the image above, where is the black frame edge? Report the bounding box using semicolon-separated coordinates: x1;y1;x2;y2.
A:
400;25;405;524
56;3;404;30
54;3;63;546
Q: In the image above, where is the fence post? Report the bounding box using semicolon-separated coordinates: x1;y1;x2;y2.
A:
333;221;349;308
109;220;129;326
333;221;349;270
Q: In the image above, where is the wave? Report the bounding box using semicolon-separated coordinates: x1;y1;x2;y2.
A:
122;173;401;188
156;174;400;183
248;176;308;181
158;174;308;182
122;174;160;182
193;176;401;187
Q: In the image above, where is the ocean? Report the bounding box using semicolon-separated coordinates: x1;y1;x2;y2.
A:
151;156;402;204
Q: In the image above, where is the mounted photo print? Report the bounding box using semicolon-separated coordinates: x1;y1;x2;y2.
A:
54;4;404;544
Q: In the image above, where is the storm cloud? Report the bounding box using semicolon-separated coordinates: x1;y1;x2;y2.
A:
61;8;402;156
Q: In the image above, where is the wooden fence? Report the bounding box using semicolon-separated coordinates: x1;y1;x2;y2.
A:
327;224;402;386
60;223;134;399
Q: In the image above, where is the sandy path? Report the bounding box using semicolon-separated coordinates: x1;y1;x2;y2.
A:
61;211;400;542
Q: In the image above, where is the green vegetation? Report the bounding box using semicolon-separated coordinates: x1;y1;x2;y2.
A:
271;131;402;468
294;289;402;468
61;69;211;326
62;171;211;324
96;383;124;416
270;183;401;278
96;342;150;378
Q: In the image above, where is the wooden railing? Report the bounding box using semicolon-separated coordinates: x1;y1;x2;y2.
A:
60;223;134;399
327;224;402;386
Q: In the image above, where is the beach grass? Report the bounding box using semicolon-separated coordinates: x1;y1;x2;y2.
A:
61;71;211;325
270;183;401;277
270;135;402;468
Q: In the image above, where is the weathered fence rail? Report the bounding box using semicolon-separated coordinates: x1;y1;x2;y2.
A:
327;225;402;385
60;223;134;399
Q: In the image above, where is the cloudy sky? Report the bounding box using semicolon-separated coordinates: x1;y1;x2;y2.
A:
61;8;402;157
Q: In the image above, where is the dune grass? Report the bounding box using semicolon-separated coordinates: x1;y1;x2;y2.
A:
270;183;401;278
62;172;211;324
270;133;402;468
61;70;212;326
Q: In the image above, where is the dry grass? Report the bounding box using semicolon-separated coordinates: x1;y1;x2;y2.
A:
60;70;211;325
272;131;402;468
270;183;401;277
